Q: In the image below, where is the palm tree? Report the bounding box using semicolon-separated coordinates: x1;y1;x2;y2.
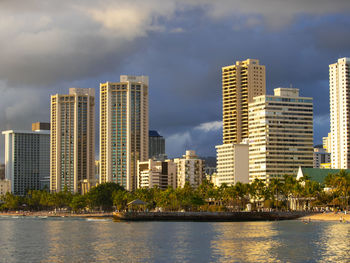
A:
234;182;248;211
269;178;284;210
334;170;350;210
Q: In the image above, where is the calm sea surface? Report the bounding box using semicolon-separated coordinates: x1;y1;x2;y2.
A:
0;216;349;263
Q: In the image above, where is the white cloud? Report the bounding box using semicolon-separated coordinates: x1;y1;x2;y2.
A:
170;27;185;33
194;120;222;132
314;114;329;127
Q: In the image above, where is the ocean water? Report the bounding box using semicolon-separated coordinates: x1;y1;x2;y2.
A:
0;216;349;263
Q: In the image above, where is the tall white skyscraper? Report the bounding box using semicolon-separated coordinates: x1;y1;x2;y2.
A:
330;58;350;169
50;88;95;194
100;75;149;191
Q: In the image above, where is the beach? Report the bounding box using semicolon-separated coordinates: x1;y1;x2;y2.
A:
0;211;113;218
300;212;350;221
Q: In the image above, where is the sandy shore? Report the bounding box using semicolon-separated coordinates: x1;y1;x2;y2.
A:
299;212;350;222
0;211;113;218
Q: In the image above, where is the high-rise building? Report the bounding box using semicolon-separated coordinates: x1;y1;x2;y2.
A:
215;143;249;186
100;75;149;191
249;88;313;182
137;159;177;190
149;130;165;160
174;150;205;188
50;88;95;194
329;58;350;169
222;59;266;144
2;127;50;195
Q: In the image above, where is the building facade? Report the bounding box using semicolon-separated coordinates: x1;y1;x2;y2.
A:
248;88;313;182
100;75;149;191
0;180;11;195
313;147;331;168
137;159;176;190
2;128;50;195
174;150;205;188
329;57;350;169
0;164;5;180
149;130;165;160
322;132;331;153
50;88;95;193
222;59;266;144
215;143;249;186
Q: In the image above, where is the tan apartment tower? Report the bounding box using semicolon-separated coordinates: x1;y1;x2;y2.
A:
222;59;265;144
174;150;205;189
100;75;149;191
329;58;350;169
248;88;313;182
50;88;95;194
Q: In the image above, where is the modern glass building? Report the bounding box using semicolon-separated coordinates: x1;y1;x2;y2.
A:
50;88;95;194
100;75;149;191
149;130;165;160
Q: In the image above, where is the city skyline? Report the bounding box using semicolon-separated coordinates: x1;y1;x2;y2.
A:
1;1;350;160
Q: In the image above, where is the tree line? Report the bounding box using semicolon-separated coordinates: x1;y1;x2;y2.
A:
1;170;349;212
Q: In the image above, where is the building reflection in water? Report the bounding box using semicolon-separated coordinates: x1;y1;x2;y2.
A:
210;222;279;262
2;217;349;262
318;222;350;262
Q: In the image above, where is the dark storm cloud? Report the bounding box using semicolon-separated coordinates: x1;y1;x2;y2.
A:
1;0;350;160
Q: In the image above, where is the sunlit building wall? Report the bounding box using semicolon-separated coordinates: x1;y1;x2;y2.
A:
100;75;149;191
215;143;249;186
322;132;331;153
137;159;176;190
329;57;350;169
174;150;205;188
50;88;95;193
249;88;313;182
222;59;266;144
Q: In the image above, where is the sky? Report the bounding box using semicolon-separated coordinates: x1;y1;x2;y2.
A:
1;0;350;160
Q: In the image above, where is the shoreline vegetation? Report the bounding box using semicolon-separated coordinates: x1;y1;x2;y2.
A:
1;171;350;222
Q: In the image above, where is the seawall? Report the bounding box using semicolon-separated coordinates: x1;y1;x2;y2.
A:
113;211;315;222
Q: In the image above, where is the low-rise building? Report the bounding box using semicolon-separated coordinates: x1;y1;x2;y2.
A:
0;180;11;195
215;143;249;186
313;147;331;168
296;167;350;184
320;163;331;169
174;150;205;188
137;159;177;189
